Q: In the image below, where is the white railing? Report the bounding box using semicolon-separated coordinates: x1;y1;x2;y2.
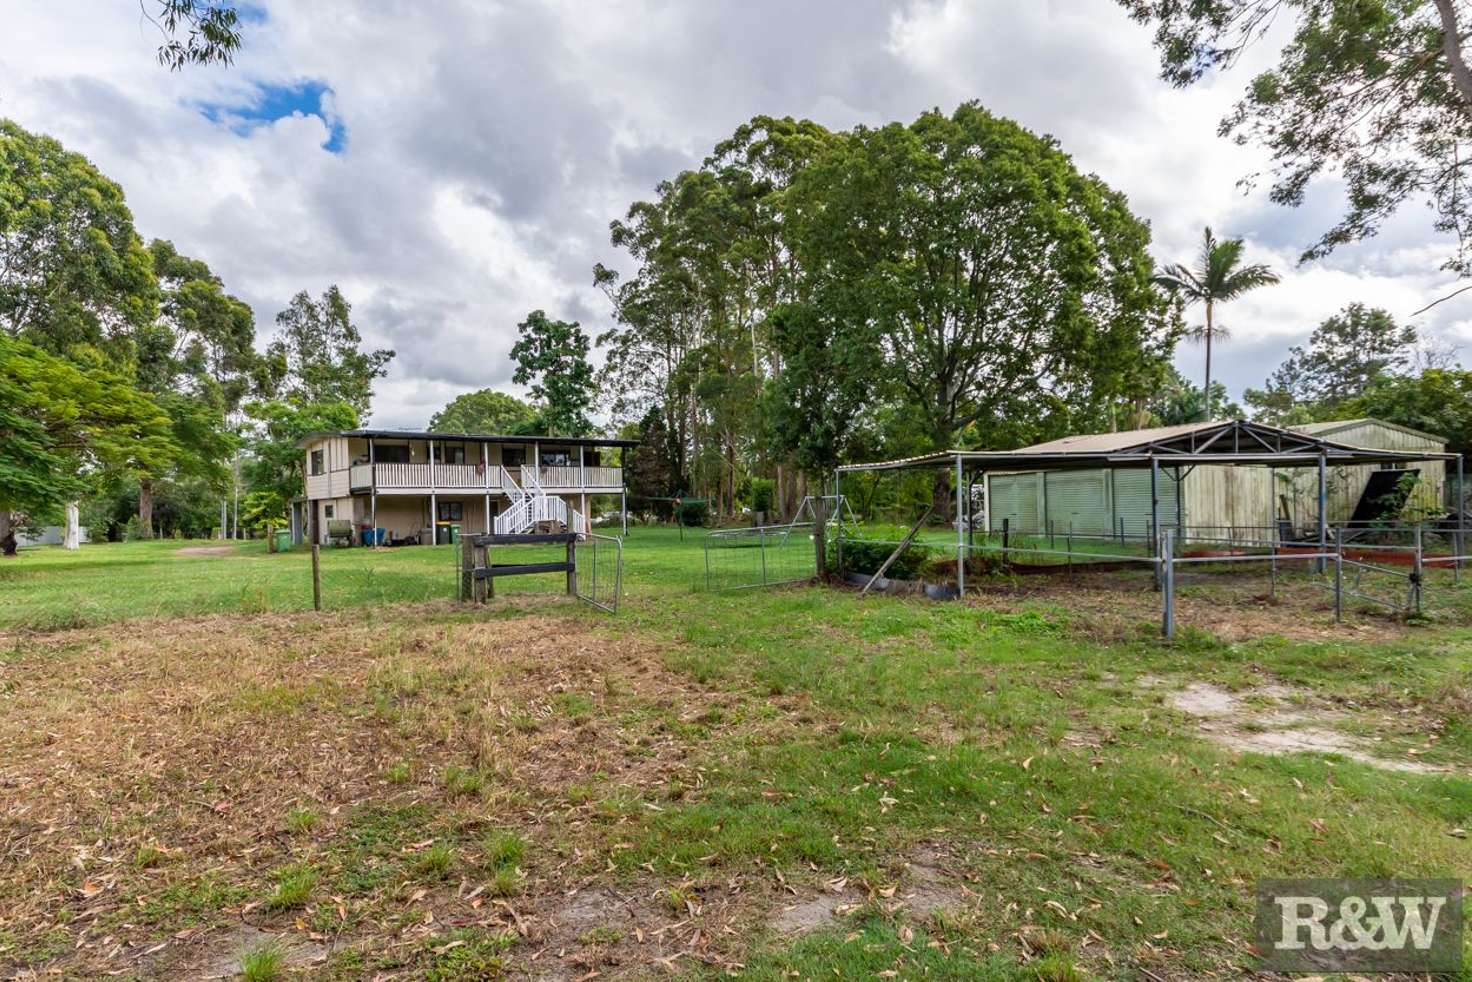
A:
374;462;430;488
537;466;581;488
583;466;622;487
434;463;483;488
359;461;610;491
494;465;585;536
364;462;502;490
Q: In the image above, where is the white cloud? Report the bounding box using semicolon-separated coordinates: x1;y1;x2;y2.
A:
1;0;1467;427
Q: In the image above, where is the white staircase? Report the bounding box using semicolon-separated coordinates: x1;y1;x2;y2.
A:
492;466;586;536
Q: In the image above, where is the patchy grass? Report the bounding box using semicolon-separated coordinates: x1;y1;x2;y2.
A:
2;526;1471;978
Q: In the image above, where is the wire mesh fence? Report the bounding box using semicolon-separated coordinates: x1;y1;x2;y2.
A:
575;533;623;612
703;522;818;591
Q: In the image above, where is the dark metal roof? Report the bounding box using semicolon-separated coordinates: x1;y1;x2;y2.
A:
297;429;638;450
837;419;1458;474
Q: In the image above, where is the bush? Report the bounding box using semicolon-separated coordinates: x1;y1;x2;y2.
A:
678;499;708;527
747;477;775;515
833;537;935;580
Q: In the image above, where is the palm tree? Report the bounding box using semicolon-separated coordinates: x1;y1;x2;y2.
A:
1154;227;1280;420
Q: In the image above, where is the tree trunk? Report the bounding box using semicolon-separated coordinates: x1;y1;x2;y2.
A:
63;502;80;550
1203;299;1214;421
138;478;155;539
0;510;15;558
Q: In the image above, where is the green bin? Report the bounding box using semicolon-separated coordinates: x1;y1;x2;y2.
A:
274;530;291;552
449;523;461;545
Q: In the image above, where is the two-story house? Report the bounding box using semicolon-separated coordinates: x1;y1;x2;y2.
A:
295;429;636;546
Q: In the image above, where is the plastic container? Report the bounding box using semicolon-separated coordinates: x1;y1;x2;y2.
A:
274;530;291;552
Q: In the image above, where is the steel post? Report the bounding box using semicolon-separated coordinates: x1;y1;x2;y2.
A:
955;455;965;597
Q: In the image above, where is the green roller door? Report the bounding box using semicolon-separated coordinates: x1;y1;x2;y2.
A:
1045;470;1110;535
988;473;1040;534
1111;468;1180;539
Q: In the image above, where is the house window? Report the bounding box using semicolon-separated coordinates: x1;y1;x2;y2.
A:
434;443;467;464
324;504;335;518
541;450;572;467
503;447;526;469
437;502;463;522
375;443;410;464
585;450;602;467
310;449;325;476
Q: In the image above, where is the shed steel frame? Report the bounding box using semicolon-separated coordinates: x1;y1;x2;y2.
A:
836;419;1465;616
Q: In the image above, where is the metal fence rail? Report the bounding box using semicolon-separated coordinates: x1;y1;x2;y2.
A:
575;533;623;613
704;522;817;591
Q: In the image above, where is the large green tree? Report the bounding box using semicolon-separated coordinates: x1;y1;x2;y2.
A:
0;119;164;545
777;102;1171;477
263;286;393;418
1245;303;1417;421
131;240;259;537
244;287;393;527
598;116;843;517
428;389;538;435
1154;227;1279;419
510;310;594;436
1119;0;1472;296
0;119;157;360
0;336;176;553
1337;368;1472;458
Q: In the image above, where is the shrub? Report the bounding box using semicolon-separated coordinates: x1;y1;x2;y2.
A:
832;538;935;581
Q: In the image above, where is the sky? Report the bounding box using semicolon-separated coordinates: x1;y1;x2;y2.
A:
3;0;1470;429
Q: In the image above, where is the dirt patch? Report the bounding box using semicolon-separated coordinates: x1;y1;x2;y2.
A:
965;569;1405;643
773;843;969;935
190;924;328;979
1156;679;1442;774
174;545;238;557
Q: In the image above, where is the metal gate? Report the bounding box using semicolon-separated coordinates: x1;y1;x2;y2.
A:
575;533;623;613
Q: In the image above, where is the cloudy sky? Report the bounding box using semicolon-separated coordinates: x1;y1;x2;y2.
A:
3;1;1469;427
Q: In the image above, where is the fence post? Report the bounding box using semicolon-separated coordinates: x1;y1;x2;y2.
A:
1066;522;1073;578
1412;524;1423;616
566;538;577;597
1269;535;1277;600
813;498;828;580
1161;530;1175;640
1002;517;1010;557
460;535;473;601
311;544;322;611
485;541;495;600
591;535;599;603
759;526;768;587
473;542;487;604
1333;528;1343;624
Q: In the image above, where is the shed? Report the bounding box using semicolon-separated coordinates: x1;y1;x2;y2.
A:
982;417;1449;540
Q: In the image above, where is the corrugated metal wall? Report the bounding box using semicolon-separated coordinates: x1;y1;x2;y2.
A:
984;422;1449;541
988;467;1179;538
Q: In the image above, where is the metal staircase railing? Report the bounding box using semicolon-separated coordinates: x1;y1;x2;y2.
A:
492;464;586;536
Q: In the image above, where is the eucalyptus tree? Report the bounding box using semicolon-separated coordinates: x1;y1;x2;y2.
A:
773;101;1172;509
1154;227;1279;419
0;119;160;544
510;310;595;436
1119;0;1472;306
598;117;842;516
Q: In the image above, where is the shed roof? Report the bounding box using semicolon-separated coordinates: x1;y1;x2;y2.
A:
837;419;1458;474
1290;417;1447;446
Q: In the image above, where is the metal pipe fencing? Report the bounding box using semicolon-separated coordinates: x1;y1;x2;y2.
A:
703;522;818;591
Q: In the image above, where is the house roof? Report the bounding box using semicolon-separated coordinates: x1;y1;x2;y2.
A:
297;429;638;450
837;419;1458;474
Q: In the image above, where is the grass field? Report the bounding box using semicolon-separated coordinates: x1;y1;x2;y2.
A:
2;529;1471;979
